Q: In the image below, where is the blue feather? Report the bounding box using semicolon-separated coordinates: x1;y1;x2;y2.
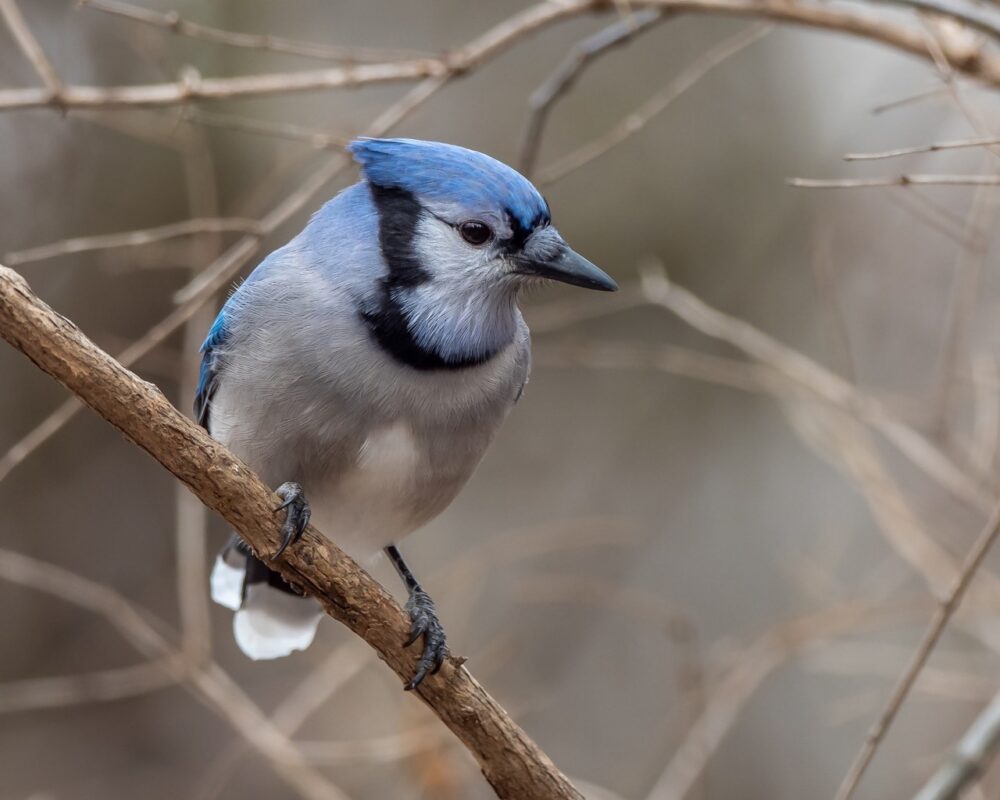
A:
194;308;228;429
348;138;549;231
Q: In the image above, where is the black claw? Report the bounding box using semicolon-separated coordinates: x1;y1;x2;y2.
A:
273;481;310;559
403;588;448;690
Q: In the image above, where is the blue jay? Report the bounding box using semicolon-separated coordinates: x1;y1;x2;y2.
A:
199;138;617;689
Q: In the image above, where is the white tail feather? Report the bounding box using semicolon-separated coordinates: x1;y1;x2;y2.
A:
209;554;245;611
233;584;323;660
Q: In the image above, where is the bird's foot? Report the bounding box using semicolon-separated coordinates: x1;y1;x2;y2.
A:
403;588;448;690
273;482;310;559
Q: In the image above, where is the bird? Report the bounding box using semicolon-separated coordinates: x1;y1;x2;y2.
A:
198;137;617;689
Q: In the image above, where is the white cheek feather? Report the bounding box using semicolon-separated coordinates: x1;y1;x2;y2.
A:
404;216;518;361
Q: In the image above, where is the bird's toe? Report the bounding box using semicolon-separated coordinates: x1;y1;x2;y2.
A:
273;481;310;558
403;589;448;690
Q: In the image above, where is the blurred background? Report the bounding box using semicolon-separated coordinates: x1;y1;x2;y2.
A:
3;1;1000;798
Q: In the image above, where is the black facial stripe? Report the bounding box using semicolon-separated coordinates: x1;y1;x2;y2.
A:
504;207;550;253
363;183;495;371
370;183;428;288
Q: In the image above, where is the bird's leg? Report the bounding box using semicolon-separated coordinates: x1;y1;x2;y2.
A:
273;481;310;558
385;544;448;690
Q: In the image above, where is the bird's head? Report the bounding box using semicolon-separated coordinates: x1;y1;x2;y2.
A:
348;137;617;294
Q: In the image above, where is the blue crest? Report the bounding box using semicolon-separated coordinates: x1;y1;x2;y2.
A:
348;138;549;231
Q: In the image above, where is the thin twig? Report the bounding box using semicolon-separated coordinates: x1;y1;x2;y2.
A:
518;7;667;176
0;0;63;100
871;84;949;114
929;175;996;444
78;0;434;63
846;135;1000;161
4;217;261;266
789;174;1000;188
834;499;1000;800
0;0;589;111
644;599;923;800
1;0;999;111
638;264;996;515
0;659;181;713
537;24;771;184
0;548;349;800
183;108;350;150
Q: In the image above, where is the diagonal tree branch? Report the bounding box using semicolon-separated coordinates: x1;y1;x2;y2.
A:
0;263;583;800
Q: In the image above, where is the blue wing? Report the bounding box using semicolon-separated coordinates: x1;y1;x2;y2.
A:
194;309;228;430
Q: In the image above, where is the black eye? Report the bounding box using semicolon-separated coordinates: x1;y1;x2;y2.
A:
459;220;492;246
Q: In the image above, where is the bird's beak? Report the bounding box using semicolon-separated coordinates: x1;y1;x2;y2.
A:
515;236;618;292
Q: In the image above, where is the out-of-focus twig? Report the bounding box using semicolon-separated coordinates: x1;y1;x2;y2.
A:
645;599;924;800
0;548;350;800
789;174;1000;188
1;0;998;111
537;24;771;184
78;0;434;63
786;404;1000;654
4;218;261;266
518;7;667;177
639;264;996;515
876;0;1000;38
929;174;996;445
0;0;63;100
846;135;1000;161
915;690;1000;800
192;644;371;800
834;499;1000;800
0;659;181;713
968;353;1000;475
0;0;585;111
183;108;350;150
871;84;949;114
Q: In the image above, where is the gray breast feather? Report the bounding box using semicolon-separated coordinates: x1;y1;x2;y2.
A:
207;261;530;558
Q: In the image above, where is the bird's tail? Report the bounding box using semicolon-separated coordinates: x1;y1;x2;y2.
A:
210;534;323;660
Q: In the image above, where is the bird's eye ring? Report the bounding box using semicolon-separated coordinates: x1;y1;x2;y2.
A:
458;220;492;246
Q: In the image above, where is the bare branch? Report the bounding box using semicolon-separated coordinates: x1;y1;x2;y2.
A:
537;24;771;184
0;263;584;800
834;499;1000;800
184;108;350;150
877;0;1000;39
78;0;434;63
638;265;996;515
846;134;1000;161
871;84;949;114
0;0;63;100
645;599;923;800
0;0;587;111
0;659;180;713
4;217;262;266
0;0;998;112
789;174;1000;188
518;7;667;176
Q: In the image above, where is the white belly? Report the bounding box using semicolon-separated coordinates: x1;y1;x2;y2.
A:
304;421;460;563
